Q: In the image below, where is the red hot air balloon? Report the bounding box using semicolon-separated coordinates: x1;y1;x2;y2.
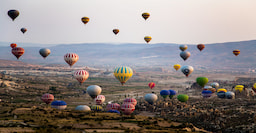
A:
73;70;89;84
41;93;54;104
64;53;79;67
95;95;105;105
106;103;121;111
148;82;155;89
121;103;135;115
12;47;24;59
123;98;137;106
10;43;17;48
233;49;240;56
197;44;205;51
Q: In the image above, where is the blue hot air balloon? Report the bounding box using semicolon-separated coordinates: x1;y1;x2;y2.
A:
51;100;67;110
160;90;170;99
169;90;176;99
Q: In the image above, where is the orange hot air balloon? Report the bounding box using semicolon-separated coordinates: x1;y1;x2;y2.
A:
64;53;79;67
113;29;119;35
12;47;24;59
142;12;150;20
10;43;17;48
81;17;90;24
197;44;205;51
148;82;155;89
233;49;240;56
73;70;89;84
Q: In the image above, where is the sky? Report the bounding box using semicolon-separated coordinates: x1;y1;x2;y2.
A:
1;0;256;45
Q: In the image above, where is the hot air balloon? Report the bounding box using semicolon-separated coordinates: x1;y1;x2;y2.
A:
252;83;256;93
91;105;103;111
169;90;176;99
173;64;181;71
81;17;89;24
197;44;205;51
10;43;17;48
12;47;25;59
73;70;89;84
39;48;51;59
41;93;54;104
180;51;191;61
210;82;219;89
160;90;170;99
121;103;135;115
233;49;240;56
179;45;187;51
225;92;235;99
86;85;102;99
107;110;120;114
144;36;152;43
113;66;133;85
202;90;212;98
142;12;150;20
113;29;119;35
235;85;244;92
20;28;27;34
181;65;194;77
94;95;105;105
64;53;79;67
217;88;227;93
144;93;158;105
75;105;91;111
123;98;137;106
106;103;120;111
177;94;189;102
196;77;208;87
217;88;227;98
148;82;155;89
51;100;67;110
204;86;216;93
8;10;19;21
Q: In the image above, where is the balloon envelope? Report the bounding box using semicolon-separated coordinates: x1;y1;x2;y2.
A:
21;28;27;34
91;105;103;111
173;64;181;71
123;98;137;106
73;70;89;84
210;82;219;89
142;12;150;20
197;44;205;51
114;66;133;85
39;48;51;59
202;90;212;98
51;100;67;110
81;17;89;24
144;93;158;104
107;110;120;114
177;94;189;102
169;90;176;99
233;49;240;56
181;65;194;77
8;10;19;21
160;90;170;99
12;47;25;59
106;103;120;111
86;85;102;99
121;103;135;115
196;77;209;87
225;92;235;99
235;85;244;92
75;105;91;111
94;95;105;105
148;82;155;89
64;53;79;67
113;29;119;35
144;36;152;43
180;51;191;61
179;45;187;51
41;93;54;104
10;43;17;48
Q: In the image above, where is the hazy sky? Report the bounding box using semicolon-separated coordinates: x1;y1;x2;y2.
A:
1;0;256;45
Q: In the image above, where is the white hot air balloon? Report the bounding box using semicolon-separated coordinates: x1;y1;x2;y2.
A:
144;93;158;105
181;65;194;77
87;85;102;99
64;53;79;67
75;105;91;111
73;70;89;84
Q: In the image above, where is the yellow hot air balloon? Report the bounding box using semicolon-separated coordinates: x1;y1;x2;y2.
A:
217;88;227;93
173;64;181;71
142;12;150;20
81;17;90;24
144;36;152;43
235;85;244;92
114;66;133;85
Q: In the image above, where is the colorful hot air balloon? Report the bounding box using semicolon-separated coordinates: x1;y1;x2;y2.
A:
123;98;137;106
210;82;219;89
225;92;235;99
81;17;90;24
75;105;91;111
196;77;209;87
39;48;51;59
197;44;205;51
91;105;103;111
181;65;194;77
180;51;191;61
64;53;79;67
177;94;189;102
20;28;27;34
113;66;133;85
217;88;227;98
169;90;176;99
142;12;150;20
41;93;54;104
10;43;17;48
252;83;256;93
144;36;152;43
148;82;155;89
86;85;102;99
73;70;89;84
235;85;244;92
12;47;25;59
201;90;212;98
8;10;19;21
217;88;227;93
113;29;119;35
121;103;135;115
233;49;240;56
173;64;181;71
160;90;170;99
179;45;187;51
106;103;120;111
107;110;120;114
144;93;158;105
94;95;105;105
204;86;216;93
51;100;67;110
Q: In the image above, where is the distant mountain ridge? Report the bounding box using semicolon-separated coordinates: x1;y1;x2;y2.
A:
0;40;256;71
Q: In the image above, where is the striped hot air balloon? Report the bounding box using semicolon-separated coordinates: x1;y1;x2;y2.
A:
91;105;103;111
123;98;137;106
12;47;25;59
148;82;155;89
10;43;17;48
121;103;135;115
51;100;67;110
106;103;120;111
94;95;105;105
41;93;54;104
233;49;240;56
73;70;89;84
64;53;79;67
114;66;133;85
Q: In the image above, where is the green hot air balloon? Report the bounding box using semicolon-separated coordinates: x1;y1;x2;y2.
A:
177;94;189;102
196;77;208;87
